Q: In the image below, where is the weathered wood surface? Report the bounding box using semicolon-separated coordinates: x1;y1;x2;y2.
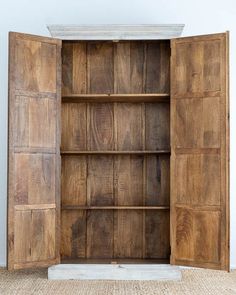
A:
61;40;171;261
8;32;61;270
62;41;170;95
170;33;229;271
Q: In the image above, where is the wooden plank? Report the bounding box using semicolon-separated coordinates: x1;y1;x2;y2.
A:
15;204;56;210
63;93;170;97
87;42;114;93
175;154;220;206
114;210;143;258
175;148;220;154
72;43;87;94
145;103;170;150
174;97;220;148
87;210;113;258
146;155;170;206
14;153;56;205
114;42;130;93
14;96;57;150
62;206;170;210
87;156;114;206
62;93;170;103
130;42;145;93
61;258;169;264
62;42;72;95
61;210;86;259
88;103;114;150
61;156;87;206
145;41;170;93
14;38;57;92
60;150;170;155
114;42;144;93
61;103;87;150
14;209;56;263
114;155;143;206
116;103;143;150
145;211;170;258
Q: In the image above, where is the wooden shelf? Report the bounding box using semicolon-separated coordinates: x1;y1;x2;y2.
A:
62;93;170;103
62;206;170;210
61;150;170;155
61;258;170;264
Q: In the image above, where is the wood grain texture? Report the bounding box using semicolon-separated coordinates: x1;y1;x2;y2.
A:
61;156;87;206
170;33;229;270
61;40;170;95
15;209;56;263
114;155;143;206
145;211;170;258
61;103;86;150
14;96;57;150
87;156;114;206
60;40;171;261
87;210;114;258
88;42;114;94
62;93;170;103
146;155;170;206
145;103;170;150
114;42;144;93
116;103;143;150
61;155;170;260
88;103;114;150
145;42;170;93
8;32;61;270
114;210;143;258
61;210;86;259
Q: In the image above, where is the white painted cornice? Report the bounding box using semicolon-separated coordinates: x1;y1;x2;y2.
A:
47;24;184;40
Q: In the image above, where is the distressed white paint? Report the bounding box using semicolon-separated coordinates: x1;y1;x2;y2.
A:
47;24;184;40
48;264;182;281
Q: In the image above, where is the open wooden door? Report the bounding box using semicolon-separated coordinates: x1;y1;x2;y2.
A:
170;33;229;270
8;32;61;269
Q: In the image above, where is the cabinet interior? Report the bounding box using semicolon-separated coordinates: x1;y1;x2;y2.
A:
61;40;171;263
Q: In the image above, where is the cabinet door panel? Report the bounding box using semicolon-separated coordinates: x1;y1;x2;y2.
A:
170;33;229;270
8;32;61;270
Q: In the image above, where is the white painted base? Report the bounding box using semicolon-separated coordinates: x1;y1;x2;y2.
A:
48;264;182;281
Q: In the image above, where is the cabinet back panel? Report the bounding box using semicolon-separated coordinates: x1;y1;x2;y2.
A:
61;154;170;259
62;41;170;95
61;102;170;151
61;40;170;260
61;208;170;259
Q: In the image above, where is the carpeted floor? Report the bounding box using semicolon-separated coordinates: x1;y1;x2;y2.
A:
0;268;236;295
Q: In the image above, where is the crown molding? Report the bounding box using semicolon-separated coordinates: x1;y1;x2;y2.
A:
47;24;185;40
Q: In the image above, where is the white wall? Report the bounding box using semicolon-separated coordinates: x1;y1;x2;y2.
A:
0;0;235;268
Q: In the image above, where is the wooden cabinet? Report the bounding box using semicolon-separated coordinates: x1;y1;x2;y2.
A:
8;30;229;271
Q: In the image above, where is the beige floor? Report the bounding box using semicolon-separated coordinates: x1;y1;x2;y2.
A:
0;268;236;295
